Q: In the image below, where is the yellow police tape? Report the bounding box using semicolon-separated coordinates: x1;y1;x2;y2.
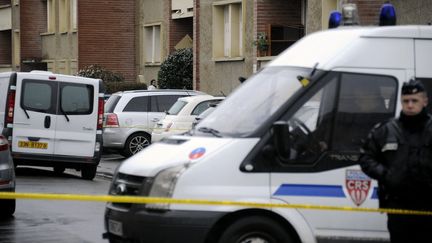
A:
0;192;431;216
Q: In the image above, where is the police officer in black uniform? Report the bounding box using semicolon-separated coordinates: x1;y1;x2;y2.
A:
360;79;432;243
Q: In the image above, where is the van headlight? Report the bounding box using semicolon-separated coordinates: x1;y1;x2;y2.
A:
145;163;190;210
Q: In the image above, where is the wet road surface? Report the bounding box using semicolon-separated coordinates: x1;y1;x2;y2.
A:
0;165;112;243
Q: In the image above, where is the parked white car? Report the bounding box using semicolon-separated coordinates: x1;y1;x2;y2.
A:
152;95;224;142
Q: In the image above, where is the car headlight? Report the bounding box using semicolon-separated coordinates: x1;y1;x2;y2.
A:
145;163;190;210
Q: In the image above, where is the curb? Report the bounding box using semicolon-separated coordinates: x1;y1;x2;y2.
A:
96;171;113;180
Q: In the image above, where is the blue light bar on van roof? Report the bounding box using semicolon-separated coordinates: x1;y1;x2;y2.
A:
329;11;342;29
379;3;396;26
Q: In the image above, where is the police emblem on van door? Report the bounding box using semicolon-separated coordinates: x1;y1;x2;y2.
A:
345;170;371;206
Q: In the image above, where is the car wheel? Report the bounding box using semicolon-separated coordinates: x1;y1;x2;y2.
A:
81;165;97;180
0;199;15;218
123;133;150;157
53;166;65;175
217;216;294;243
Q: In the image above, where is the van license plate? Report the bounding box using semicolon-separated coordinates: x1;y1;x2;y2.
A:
18;141;48;149
108;219;123;236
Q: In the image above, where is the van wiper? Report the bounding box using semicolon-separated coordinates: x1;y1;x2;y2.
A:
23;108;30;119
197;127;222;137
60;109;70;122
297;62;319;87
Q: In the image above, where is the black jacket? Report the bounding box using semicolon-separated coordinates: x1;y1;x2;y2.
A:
360;112;432;210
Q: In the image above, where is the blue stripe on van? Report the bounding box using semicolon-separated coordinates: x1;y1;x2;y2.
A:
274;184;345;198
371;187;378;199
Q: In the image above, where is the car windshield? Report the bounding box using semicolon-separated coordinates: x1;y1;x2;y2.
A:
195;66;311;137
167;100;188;115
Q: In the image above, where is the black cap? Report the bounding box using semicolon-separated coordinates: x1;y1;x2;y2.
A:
401;79;426;95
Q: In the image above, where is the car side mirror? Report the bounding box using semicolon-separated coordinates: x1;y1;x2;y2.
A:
272;121;291;161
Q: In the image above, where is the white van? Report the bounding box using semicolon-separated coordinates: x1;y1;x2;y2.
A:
104;25;432;242
0;71;104;180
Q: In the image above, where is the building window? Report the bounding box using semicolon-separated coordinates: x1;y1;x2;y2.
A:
47;0;55;33
213;1;243;58
267;24;304;56
70;0;77;30
59;0;68;33
144;24;161;63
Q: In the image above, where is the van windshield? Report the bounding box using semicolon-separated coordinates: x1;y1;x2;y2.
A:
195;66;311;137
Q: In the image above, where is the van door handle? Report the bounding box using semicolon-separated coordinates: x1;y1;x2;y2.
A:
151;118;160;122
44;116;51;128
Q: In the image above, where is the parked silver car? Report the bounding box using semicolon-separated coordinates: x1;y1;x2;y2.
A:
0;134;15;218
103;89;205;157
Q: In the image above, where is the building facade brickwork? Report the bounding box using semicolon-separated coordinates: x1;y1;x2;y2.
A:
20;0;45;66
169;17;193;53
78;0;136;82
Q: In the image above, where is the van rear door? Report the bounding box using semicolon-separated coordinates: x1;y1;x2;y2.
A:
12;75;57;156
54;76;98;157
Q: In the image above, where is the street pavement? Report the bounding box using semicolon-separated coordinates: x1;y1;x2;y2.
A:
96;153;124;180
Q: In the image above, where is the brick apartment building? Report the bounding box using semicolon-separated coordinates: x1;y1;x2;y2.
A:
0;0;136;82
195;0;388;95
1;0;431;93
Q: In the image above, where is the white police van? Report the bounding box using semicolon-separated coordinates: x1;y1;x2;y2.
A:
0;71;104;180
104;18;432;243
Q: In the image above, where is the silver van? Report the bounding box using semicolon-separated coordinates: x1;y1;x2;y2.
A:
103;89;204;157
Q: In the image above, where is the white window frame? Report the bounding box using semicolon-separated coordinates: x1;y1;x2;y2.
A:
59;0;68;33
13;30;20;67
47;0;55;33
212;1;243;59
70;0;77;30
144;24;162;64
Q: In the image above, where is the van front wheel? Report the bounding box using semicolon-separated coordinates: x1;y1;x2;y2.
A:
123;133;150;157
81;165;97;180
217;216;294;243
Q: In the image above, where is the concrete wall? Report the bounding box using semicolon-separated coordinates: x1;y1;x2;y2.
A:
392;0;432;25
78;0;136;81
196;0;254;95
138;0;169;85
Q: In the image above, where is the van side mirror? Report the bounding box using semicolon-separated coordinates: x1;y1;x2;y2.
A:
272;121;291;161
